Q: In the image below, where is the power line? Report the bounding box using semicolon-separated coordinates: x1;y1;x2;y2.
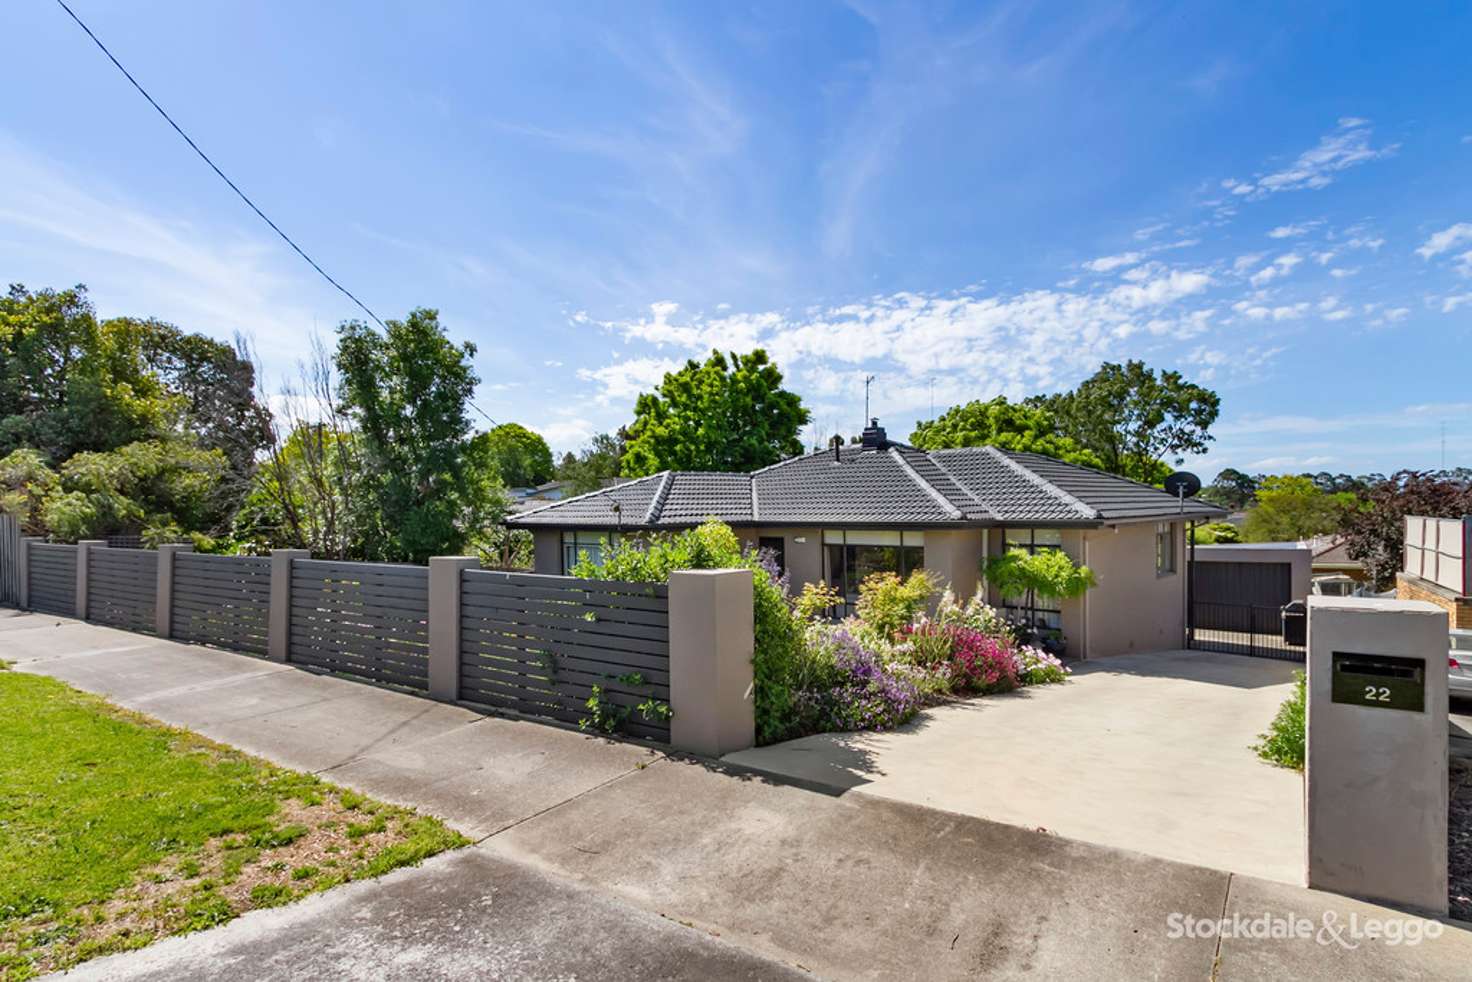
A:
54;0;503;430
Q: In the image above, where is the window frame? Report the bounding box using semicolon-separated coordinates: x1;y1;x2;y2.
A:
995;526;1065;632
560;529;620;574
822;530;926;616
1155;522;1177;577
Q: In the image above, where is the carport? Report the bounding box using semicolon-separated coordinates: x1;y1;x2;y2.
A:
725;649;1304;884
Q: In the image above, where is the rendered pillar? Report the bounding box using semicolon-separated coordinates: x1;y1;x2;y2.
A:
668;568;755;756
268;549;310;663
75;540;106;620
428;556;480;702
154;543;194;638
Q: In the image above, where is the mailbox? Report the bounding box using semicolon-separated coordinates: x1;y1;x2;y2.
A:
1330;651;1425;712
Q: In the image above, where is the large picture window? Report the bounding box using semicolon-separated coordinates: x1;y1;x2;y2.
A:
561;530;619;573
823;530;925;614
996;527;1064;631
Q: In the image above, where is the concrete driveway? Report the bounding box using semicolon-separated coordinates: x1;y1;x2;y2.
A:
725;649;1305;884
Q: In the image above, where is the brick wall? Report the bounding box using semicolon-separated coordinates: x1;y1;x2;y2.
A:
1396;571;1472;630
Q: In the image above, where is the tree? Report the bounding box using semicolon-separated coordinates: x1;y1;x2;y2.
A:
621;349;809;477
1339;470;1472;590
1241;475;1352;543
909;395;1104;467
474;423;553;488
335;309;505;562
0;285;174;460
1190;521;1241;544
1200;468;1258;511
556;431;625;495
1034;360;1220;484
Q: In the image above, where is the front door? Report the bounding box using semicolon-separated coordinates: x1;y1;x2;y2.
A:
758;536;786;576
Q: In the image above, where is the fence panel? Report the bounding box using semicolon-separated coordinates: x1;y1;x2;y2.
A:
87;548;158;634
290;559;430;690
28;543;77;616
172;553;272;655
459;570;671;741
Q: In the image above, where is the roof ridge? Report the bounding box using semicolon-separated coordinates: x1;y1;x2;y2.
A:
985;446;1099;520
1007;449;1181;496
509;471;666;520
749;471;760;523
922;449;998;520
887;447;963;520
643;470;675;525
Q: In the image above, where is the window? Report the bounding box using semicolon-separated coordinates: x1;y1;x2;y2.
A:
822;530;925;614
561;530;619;573
995;527;1064;631
1155;522;1176;576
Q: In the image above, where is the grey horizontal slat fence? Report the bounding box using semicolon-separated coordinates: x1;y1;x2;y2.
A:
28;543;77;616
290;559;430;690
172;552;271;655
87;548;158;633
459;570;671;741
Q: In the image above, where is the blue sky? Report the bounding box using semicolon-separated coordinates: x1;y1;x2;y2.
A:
3;2;1470;478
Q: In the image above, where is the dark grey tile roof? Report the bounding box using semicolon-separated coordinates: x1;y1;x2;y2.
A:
507;444;1226;529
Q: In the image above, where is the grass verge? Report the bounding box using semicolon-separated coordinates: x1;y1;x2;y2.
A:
0;666;469;979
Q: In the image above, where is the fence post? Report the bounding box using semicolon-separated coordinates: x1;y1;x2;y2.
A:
75;540;106;620
16;537;39;610
668;568;755;757
428;556;480;702
268;549;310;663
155;543;194;638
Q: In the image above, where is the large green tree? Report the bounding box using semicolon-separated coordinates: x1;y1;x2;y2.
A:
1200;467;1258;510
909;395;1104;467
335;309;504;562
621;349;809;477
1033;360;1220;483
555;431;624;495
474;423;554;488
1241;475;1355;543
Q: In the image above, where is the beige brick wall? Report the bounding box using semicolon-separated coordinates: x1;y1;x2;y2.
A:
1396;572;1472;630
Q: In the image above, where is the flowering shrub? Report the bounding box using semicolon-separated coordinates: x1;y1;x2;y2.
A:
1016;645;1070;685
898;619;954;667
794;624;920;732
933;589;1015;645
948;628;1019;694
855;570;939;641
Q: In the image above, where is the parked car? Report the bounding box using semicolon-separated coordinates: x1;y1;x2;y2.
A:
1451;655;1472;699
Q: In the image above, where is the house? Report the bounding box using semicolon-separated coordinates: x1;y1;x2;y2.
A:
506;421;1226;658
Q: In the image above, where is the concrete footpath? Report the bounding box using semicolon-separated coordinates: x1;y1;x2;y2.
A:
4;609;1470;981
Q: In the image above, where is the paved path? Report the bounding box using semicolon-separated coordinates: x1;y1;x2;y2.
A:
726;649;1304;883
5;610;1470;980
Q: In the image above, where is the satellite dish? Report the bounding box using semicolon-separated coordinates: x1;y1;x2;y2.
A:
1163;471;1202;499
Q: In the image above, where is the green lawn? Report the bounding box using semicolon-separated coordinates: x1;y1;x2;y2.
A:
0;664;468;980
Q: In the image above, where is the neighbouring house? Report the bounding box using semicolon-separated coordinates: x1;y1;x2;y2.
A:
1398;515;1472;629
506;421;1226;658
1304;534;1368;582
1192;541;1314;607
507;477;629;513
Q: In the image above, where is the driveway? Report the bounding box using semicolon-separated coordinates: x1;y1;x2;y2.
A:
725;649;1305;884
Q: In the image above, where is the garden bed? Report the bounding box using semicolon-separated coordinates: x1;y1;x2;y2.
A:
0;666;468;979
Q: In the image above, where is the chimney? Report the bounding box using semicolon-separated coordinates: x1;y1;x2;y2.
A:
860;418;888;450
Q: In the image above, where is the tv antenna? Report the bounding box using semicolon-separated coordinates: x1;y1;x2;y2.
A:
863;374;876;426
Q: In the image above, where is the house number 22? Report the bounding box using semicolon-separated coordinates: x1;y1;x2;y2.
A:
1363;685;1391;703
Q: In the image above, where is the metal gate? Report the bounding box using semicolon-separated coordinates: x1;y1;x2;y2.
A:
1188;600;1304;661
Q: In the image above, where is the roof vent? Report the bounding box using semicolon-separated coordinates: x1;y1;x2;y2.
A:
860;418;888;450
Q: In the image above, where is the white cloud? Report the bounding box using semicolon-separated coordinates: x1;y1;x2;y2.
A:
1329;267;1357;279
576;356;682;403
1083;251;1144;273
1133;222;1170;241
1416;222;1472;259
1221;118;1398;200
543;359;564;367
1267;221;1321;239
1232;300;1308;321
1440;293;1472;313
1248;253;1303;287
1233;252;1266;274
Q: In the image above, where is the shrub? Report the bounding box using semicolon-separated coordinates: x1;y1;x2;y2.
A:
1016;645;1070;685
793;581;843;621
948;628;1018;694
792;624;920;732
933;588;1014;644
855;569;939;642
897;620;954;667
1253;672;1305;770
572;519;803;745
